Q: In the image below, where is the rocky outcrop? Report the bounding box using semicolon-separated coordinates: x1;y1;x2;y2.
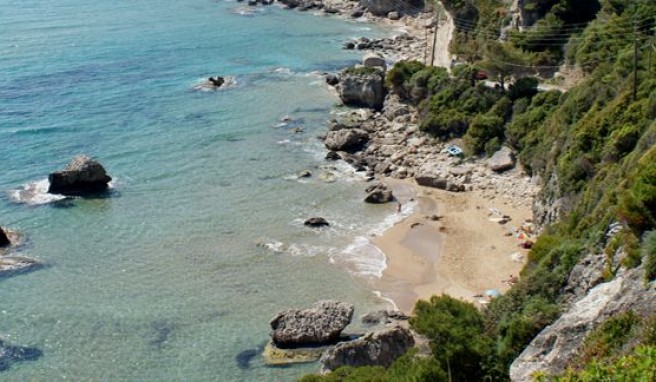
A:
510;266;656;381
486;146;515;172
337;68;386;110
0;227;10;247
362;53;386;71
364;183;394;203
320;325;415;371
270;300;354;347
532;172;569;232
324;129;369;152
48;155;112;196
304;217;330;227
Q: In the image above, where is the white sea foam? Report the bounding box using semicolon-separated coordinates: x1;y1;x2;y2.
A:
339;236;387;278
257;240;288;253
8;179;68;205
373;290;398;311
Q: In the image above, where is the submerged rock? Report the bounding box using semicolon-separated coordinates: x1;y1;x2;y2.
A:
262;341;325;365
320;325;415;371
304;217;330;227
48;155;112;196
0;256;40;276
270;300;354;347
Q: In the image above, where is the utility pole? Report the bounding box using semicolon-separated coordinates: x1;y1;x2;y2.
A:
430;13;438;66
424;20;429;65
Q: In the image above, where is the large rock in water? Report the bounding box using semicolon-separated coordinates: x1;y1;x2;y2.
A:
486;146;515;172
363;183;394;204
324;129;369;152
0;227;10;247
304;217;330;227
320;325;415;371
48;155;112;195
270;300;354;347
337;68;386;110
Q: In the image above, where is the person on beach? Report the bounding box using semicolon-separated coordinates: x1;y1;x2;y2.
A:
397;202;402;213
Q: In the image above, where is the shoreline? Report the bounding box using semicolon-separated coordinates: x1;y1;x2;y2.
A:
372;178;532;314
278;0;539;313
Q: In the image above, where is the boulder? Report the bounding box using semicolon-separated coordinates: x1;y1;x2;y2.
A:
364;190;394;203
415;174;447;190
304;217;330;227
0;227;10;247
350;9;365;18
325;151;341;161
297;170;312;178
362;53;387;71
365;183;388;194
337;68;386;110
48;155;112;196
325;73;340;86
387;11;400;20
486;146;515;172
324;129;369;152
270;300;354;347
320;325;415;371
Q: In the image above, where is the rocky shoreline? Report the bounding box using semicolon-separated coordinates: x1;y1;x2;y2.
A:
269;0;539;207
265;0;541;373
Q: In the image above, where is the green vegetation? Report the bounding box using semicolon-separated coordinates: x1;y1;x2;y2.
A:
537;346;656;382
301;1;656;380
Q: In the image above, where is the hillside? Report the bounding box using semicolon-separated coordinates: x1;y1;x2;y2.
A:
302;0;656;380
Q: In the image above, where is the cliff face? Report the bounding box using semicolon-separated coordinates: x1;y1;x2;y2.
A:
511;264;656;380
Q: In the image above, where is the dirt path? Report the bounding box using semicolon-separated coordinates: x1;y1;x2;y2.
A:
431;4;454;70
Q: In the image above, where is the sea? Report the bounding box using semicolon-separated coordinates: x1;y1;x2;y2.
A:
0;0;413;380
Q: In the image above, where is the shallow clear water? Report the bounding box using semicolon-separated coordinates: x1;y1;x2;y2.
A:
0;0;407;380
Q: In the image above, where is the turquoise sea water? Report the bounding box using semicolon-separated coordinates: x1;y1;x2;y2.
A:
0;0;409;380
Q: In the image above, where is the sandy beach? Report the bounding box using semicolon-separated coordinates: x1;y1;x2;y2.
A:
372;178;533;314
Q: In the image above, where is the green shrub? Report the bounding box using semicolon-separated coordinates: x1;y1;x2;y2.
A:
410;295;494;382
643;231;656;282
544;346;656;382
508;77;539;101
575;311;640;365
463;114;504;155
